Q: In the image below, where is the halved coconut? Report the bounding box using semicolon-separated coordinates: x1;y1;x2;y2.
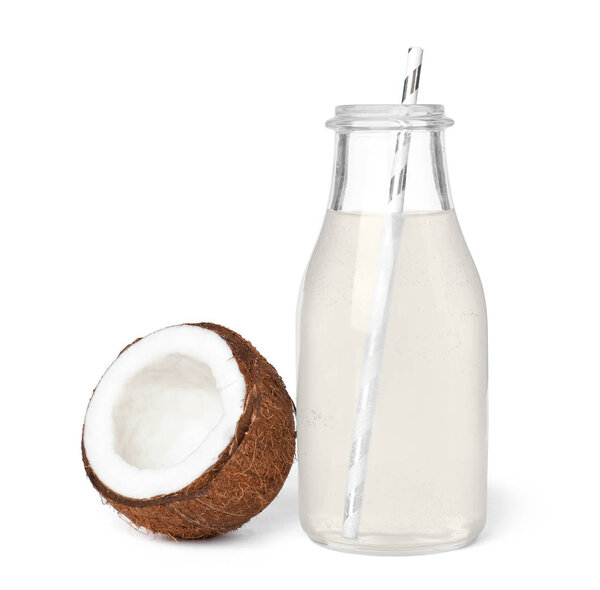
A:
82;323;295;539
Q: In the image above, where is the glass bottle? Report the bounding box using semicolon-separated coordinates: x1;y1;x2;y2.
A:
296;105;488;554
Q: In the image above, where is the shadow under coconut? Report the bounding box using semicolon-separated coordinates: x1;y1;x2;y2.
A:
149;466;301;546
220;468;300;542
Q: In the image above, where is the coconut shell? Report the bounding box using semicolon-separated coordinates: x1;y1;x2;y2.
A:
82;322;296;539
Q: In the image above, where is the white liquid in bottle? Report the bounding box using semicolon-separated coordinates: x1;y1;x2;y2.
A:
297;208;488;553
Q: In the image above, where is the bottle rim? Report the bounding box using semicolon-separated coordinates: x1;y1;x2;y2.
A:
326;104;454;131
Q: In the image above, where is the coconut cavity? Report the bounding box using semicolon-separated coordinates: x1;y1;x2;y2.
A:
82;323;296;539
83;324;247;499
112;353;224;470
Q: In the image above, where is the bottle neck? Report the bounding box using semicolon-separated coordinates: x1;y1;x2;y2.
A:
328;128;453;214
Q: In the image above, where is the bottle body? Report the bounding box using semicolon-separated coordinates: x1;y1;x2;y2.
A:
297;105;488;554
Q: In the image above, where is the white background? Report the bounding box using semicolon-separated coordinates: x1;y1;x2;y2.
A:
2;1;599;588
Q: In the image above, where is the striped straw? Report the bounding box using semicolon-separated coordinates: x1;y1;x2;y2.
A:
341;47;423;540
389;47;423;203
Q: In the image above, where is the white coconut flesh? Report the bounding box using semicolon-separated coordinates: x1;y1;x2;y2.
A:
83;325;246;499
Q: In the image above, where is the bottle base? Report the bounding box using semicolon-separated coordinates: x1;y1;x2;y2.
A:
306;530;481;556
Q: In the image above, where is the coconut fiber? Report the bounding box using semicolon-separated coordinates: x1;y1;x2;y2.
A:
82;323;296;539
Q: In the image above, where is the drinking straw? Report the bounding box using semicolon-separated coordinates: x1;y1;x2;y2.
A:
342;47;423;540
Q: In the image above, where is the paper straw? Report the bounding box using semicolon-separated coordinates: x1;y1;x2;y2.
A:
389;47;422;203
341;47;423;540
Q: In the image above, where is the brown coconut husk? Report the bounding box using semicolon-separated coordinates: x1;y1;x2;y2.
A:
82;322;296;539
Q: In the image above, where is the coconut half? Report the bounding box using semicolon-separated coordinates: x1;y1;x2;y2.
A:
82;323;295;539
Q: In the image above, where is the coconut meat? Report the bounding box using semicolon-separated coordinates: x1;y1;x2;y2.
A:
83;325;246;499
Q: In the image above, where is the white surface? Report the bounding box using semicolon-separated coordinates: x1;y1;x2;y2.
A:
1;0;599;588
84;325;246;498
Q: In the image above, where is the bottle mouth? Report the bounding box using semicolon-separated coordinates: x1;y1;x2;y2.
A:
326;104;453;131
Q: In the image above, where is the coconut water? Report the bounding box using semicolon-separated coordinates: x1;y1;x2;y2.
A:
297;208;488;552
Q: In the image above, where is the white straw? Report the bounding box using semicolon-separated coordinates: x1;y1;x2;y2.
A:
342;47;423;540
